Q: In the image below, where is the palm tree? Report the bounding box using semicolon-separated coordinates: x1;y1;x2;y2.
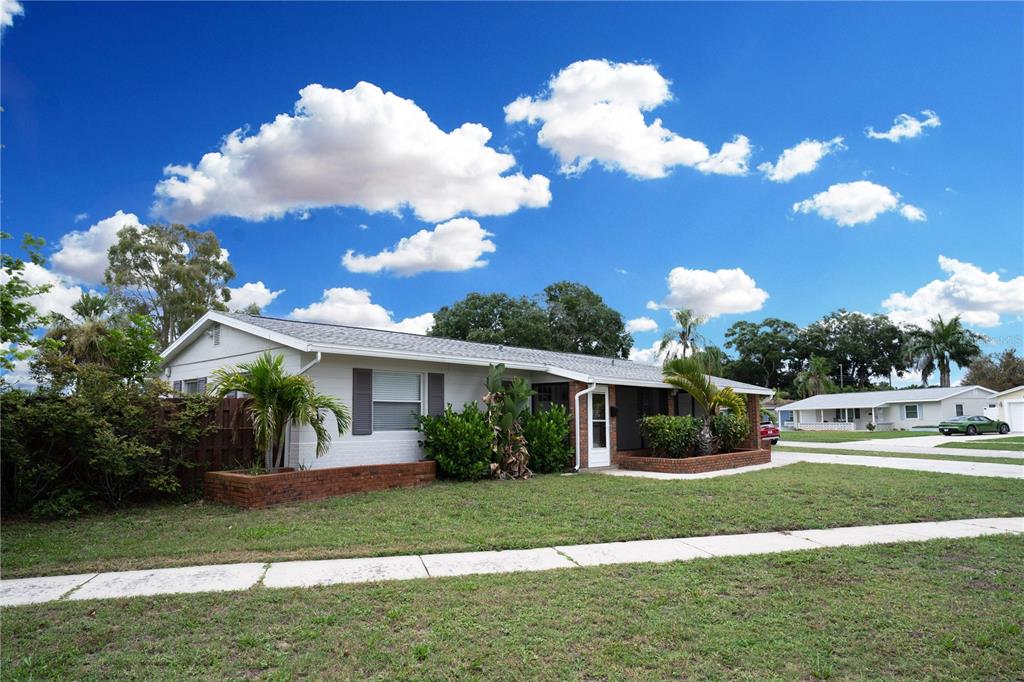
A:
659;309;708;359
663;356;748;455
44;293;112;365
208;352;352;470
907;315;983;387
794;355;836;398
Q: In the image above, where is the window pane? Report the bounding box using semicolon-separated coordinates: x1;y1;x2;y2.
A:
592;393;605;418
905;405;918;419
372;402;420;431
373;371;421;401
593;422;607;448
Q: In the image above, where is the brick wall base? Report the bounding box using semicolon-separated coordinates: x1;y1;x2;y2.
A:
204;461;437;508
617;449;771;474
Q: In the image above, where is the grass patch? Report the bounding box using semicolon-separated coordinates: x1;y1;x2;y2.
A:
774;445;1024;466
3;463;1023;578
3;536;1021;680
781;430;928;443
939;436;1024;452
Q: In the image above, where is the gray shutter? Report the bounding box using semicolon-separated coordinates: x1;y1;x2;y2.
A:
428;373;445;416
173;380;182;392
197;377;207;393
352;368;373;435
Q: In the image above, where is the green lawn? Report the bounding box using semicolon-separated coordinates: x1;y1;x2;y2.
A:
3;536;1021;680
939;436;1024;452
781;430;929;443
773;445;1024;466
4;463;1023;578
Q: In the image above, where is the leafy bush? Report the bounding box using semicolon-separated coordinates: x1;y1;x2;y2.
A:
417;403;493;481
0;372;216;517
523;405;572;474
638;415;699;458
710;413;751;452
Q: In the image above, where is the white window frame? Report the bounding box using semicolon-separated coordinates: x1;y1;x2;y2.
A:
955;403;964;417
371;370;425;432
182;377;206;395
903;403;921;420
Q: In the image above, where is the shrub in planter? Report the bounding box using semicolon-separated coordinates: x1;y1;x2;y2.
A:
710;413;750;453
417;403;493;481
638;415;699;458
523;405;572;474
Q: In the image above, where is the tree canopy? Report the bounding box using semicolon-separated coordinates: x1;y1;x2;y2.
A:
962;349;1022;392
429;282;633;358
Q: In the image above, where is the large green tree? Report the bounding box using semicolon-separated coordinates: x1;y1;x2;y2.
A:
1;232;50;372
429;283;633;358
797;310;911;387
963;349;1024;392
104;223;235;349
723;318;800;389
908;315;984;387
543;281;632;358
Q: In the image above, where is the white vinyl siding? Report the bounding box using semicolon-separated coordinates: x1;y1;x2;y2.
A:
372;371;422;431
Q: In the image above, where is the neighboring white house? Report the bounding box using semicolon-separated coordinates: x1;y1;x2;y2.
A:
161;312;773;470
983;385;1024;432
777;385;997;431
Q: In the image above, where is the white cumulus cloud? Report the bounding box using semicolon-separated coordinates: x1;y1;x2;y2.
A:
50;210;141;284
1;0;23;35
290;287;434;335
882;256;1024;328
227;281;284;311
154;82;551;224
0;262;84;319
647;266;768;319
505;59;751;179
342;218;496;276
625;316;659;333
629;339;685;366
758;137;845;182
793;181;925;226
865;110;941;142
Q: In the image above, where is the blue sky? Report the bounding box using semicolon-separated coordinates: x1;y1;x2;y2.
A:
3;2;1022;372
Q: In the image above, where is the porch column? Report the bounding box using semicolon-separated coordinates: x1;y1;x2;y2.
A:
746;394;761;450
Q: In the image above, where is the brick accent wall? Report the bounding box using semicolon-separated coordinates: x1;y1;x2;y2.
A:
745;394;762;450
204;461;437;508
618;449;771;474
608;385;618;466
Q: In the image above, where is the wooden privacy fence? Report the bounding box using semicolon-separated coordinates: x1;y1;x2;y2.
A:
164;397;259;489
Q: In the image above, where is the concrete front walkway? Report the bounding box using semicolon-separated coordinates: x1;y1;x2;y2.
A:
2;517;1020;607
772;450;1023;479
779;438;1024;459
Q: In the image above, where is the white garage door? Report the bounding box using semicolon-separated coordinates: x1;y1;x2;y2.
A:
1008;402;1024;433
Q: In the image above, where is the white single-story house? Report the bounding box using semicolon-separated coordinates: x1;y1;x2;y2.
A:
777;385;997;431
160;312;773;470
983;385;1024;432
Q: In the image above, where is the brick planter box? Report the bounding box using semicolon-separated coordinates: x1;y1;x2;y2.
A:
204;460;437;508
617;449;770;474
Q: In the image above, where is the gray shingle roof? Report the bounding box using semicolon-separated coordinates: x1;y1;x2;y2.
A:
779;385;992;411
223;313;772;395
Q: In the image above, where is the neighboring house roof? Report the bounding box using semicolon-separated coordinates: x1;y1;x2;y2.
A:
162;311;773;395
990;385;1024;400
777;385;996;411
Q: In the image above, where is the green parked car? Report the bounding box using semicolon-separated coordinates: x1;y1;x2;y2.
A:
938;415;1010;436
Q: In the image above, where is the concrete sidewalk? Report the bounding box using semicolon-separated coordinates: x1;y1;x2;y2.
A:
2;517;1020;607
772;450;1023;478
778;438;1024;459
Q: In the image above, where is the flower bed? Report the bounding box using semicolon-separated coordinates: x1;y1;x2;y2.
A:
617;449;770;474
204;461;437;508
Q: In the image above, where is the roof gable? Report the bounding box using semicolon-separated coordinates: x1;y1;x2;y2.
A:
778;385;995;411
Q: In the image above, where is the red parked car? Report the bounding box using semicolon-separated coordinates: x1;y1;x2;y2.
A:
759;420;780;445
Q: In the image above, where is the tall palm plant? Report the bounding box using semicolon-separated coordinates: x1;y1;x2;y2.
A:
208;352;351;470
794;355;836;398
907;315;983;387
659;309;708;359
663;356;747;455
45;293;112;365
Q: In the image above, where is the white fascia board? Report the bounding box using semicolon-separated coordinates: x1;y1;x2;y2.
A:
990;385;1024;399
306;343;550;375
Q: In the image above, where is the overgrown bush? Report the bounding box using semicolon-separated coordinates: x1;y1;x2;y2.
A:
523;405;572;473
417;403;493;481
638;415;699;458
710;412;750;452
0;373;216;517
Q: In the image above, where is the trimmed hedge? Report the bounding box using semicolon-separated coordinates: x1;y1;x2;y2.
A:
638;415;699;458
710;412;750;452
417;403;493;481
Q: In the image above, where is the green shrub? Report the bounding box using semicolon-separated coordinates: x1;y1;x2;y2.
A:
638;415;699;458
523;405;572;474
417;403;493;481
710;412;750;452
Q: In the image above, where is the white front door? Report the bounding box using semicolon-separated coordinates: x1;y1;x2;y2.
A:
589;390;610;467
